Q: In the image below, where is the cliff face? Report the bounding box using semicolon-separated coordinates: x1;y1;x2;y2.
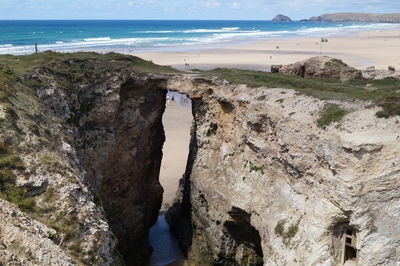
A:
1;52;399;266
167;76;400;265
0;53;173;265
30;68;171;264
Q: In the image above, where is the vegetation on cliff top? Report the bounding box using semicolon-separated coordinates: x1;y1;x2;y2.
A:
0;51;181;76
317;104;348;127
200;68;400;118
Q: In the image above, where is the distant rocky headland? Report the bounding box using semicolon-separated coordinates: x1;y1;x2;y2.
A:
302;12;400;23
272;14;292;22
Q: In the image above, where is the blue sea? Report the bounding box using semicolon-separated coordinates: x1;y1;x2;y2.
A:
0;20;397;55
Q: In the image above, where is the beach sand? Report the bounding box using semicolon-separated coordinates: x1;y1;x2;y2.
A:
132;29;400;71
159;100;192;209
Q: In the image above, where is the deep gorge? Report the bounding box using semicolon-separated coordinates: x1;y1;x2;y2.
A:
0;53;399;266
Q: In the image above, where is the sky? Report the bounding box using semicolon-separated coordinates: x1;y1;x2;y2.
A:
0;0;399;20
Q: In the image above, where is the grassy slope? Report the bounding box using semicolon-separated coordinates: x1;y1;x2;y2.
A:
199;68;400;118
0;51;181;76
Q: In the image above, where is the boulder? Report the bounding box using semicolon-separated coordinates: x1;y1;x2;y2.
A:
275;56;362;80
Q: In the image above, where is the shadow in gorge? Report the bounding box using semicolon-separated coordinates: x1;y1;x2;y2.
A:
148;91;193;266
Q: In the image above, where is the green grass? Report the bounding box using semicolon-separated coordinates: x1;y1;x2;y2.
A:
317;104;348;127
0;143;36;212
245;160;265;175
375;95;400;118
274;220;286;236
0;51;181;76
199;68;400;118
91;190;102;206
286;224;299;239
39;154;56;165
18;197;36;212
42;186;55;202
274;219;299;244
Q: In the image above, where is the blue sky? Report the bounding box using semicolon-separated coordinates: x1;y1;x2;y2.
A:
1;0;399;20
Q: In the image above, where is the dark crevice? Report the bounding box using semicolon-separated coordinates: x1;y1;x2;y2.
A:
222;207;264;264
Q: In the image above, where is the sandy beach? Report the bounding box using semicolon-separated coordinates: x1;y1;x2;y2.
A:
133;29;400;71
159;100;192;209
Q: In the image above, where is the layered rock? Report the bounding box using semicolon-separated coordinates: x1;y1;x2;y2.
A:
271;56;362;80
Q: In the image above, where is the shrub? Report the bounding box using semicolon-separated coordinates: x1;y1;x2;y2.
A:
274;220;299;244
0;155;24;169
18;197;36;212
48;231;59;243
376;110;389;118
0;169;12;188
376;95;400;118
274;220;286;236
317;104;347;127
286;224;299;239
0;142;6;154
39;154;55;165
91;190;102;206
43;186;55;202
2;183;25;204
245;160;265;175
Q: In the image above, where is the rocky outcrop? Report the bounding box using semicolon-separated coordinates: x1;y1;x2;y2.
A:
166;76;400;265
271;56;362;80
362;66;400;80
302;12;400;23
272;14;292;22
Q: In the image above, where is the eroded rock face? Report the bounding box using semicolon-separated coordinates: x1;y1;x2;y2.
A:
272;56;362;80
0;54;168;265
34;70;168;265
166;76;400;265
74;76;167;264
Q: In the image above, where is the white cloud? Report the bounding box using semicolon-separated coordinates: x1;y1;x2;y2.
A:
203;0;221;8
231;2;240;9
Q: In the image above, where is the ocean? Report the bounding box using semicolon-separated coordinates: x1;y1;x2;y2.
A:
0;20;397;55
